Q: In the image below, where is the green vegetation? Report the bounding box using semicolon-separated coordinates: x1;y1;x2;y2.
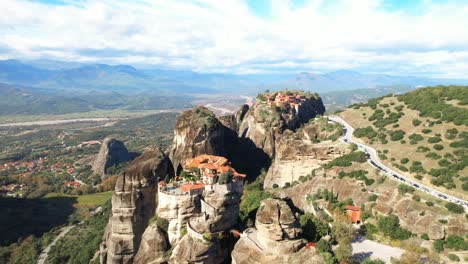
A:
433;235;468;253
45;201;111;264
448;254;460;262
389;130;405;141
239;171;273;225
298;213;329;242
398;85;468;126
353;126;377;139
324;151;367;169
397;184;415;195
377;214;412;240
338;170;374;185
444;202;464;214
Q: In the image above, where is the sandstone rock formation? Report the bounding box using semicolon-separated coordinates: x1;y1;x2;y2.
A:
169;107;226;174
232;198;319;264
238;93;325;157
92;137;131;179
133;224;168;264
100;148;174;264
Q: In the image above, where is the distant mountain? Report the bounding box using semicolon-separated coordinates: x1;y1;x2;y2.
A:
0;59;467;96
270;70;468;93
0;83;192;115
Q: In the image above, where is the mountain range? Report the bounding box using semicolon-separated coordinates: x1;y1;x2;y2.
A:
1;59;467;96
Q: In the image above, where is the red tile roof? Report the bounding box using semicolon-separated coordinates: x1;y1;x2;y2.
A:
180;183;205;193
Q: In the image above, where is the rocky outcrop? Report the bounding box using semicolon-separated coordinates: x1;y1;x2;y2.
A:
238;93;325;157
92;137;131;179
133;224;168;264
264;120;349;189
232;198;316;264
100;148;174;264
169;107;226;174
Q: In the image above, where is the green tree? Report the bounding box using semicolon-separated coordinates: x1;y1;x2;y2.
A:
217;170;233;184
335;242;353;264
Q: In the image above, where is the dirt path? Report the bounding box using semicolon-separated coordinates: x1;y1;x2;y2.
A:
36;206;102;264
37;225;76;264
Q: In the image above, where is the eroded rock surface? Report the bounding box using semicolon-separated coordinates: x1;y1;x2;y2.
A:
238;94;325;157
169;107;226;174
231;198;315;264
92;137;131;179
100;148;174;264
133;224;168;264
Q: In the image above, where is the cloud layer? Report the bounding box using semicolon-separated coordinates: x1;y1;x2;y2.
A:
1;0;468;77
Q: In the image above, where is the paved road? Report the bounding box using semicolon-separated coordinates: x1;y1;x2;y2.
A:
328;115;468;209
352;235;404;263
37;206;102;264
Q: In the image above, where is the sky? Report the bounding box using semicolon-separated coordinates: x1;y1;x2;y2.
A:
0;0;468;78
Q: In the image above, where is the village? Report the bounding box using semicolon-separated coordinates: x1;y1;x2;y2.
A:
0;138;102;197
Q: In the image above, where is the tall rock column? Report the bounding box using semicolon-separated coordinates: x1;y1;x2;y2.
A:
100;148;174;264
92;137;131;179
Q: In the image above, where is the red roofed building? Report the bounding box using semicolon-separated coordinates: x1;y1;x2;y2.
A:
345;205;362;224
180;182;205;196
67;181;81;188
183;154;246;185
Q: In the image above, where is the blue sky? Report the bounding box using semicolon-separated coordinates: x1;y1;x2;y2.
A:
1;0;468;78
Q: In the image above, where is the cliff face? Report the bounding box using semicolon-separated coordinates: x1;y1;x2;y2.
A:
264;119;349;189
231;198;322;264
169;107;226;174
92;137;131;179
100;148;174;264
238;94;325;157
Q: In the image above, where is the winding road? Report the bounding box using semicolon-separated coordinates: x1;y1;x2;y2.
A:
36;206;102;264
328;115;468;210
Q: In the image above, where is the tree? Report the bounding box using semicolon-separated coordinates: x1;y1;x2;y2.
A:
217;171;233;184
333;220;355;244
316;239;331;253
445;202;464;214
335;241;353;264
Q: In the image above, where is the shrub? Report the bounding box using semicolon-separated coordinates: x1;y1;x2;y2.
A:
398;184;415;194
448;254;460;262
428;136;441;143
420;233;429;240
202;233;213;241
412;119;422;126
422;128;432;134
368;194;378;202
445;202;464;214
272;183;279;189
433;240;445;252
433;144;444;150
400;158;409;164
446;235;468;250
390;130;406;141
218;171;233;184
425;201;434;206
409;133;424;141
316;239;332;253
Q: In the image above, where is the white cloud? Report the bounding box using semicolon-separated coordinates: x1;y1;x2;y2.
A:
0;0;467;78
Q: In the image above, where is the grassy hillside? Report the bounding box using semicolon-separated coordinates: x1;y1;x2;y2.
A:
339;86;468;200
